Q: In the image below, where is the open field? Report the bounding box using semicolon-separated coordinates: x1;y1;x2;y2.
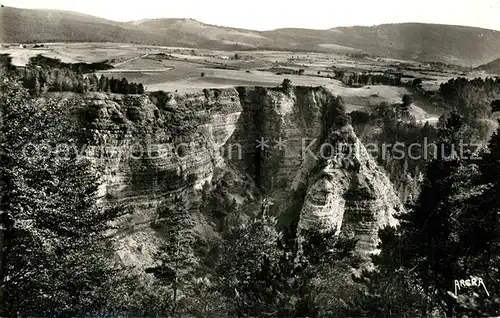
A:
1;42;468;122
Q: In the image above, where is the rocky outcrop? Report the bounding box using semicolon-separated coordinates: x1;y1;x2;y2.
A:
72;86;403;268
296;125;402;258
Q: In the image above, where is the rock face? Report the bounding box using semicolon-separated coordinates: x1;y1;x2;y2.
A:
296;125;401;258
73;86;402;268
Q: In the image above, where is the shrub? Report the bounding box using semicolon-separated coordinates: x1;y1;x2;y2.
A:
350;110;371;125
281;78;292;93
402;94;412;107
203;88;210;99
492;99;500;113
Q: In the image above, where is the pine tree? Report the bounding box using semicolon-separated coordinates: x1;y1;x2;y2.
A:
105;77;111;93
98;75;106;92
214;214;284;316
121;78;129;94
34;75;40;96
90;74;99;92
147;193;198;316
355;111;489;317
453;124;500;316
0;80;122;316
293;229;360;317
88;75;96;92
138;83;145;94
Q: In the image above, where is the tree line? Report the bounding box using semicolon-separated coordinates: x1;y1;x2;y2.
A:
333;70;403;87
28;54;113;73
21;67;144;95
0;53;144;96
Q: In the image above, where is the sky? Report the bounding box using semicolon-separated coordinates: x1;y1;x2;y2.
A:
3;0;500;31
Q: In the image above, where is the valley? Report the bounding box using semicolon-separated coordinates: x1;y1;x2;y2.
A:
3;3;500;317
0;41;460;122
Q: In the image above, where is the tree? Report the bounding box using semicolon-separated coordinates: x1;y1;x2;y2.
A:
491;99;500;113
352;227;425;317
354;112;500;317
213;205;360;317
402;94;412;107
120;78;129;94
98;75;106;92
89;74;99;92
33;75;41;96
281;78;292;94
323;95;350;137
0;79;122;316
293;229;360;317
147;193;198;316
412;78;423;86
214;214;286;316
105;77;111;93
453;125;500;316
138;83;145;94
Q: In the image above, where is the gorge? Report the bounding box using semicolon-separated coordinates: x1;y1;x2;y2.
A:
71;85;403;269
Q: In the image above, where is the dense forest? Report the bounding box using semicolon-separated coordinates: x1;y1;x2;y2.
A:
2;57;500;316
350;99;433;202
439;77;500;119
353;111;500;317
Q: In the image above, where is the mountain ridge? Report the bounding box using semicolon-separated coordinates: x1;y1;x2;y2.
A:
2;6;500;66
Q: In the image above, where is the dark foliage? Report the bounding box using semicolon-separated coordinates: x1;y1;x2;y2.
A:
333;70;403;87
402;94;412;107
355;116;500;317
28;54;113;73
20;67;144;95
281;78;293;94
0;80;124;316
349;110;371;126
439;76;500;118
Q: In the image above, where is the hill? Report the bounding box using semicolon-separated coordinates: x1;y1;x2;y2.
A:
2;6;500;66
263;23;500;66
0;7;150;43
476;57;500;74
0;7;270;50
327;23;500;67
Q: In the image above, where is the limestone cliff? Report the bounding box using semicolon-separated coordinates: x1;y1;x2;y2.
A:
296;125;401;259
71;86;402;268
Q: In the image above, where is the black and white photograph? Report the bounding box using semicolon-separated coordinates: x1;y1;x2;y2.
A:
1;1;500;317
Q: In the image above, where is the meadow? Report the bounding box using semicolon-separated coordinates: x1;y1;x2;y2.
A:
0;42;462;122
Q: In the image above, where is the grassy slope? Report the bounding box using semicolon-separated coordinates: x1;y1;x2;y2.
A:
476;58;500;75
1;7;149;43
265;23;500;66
